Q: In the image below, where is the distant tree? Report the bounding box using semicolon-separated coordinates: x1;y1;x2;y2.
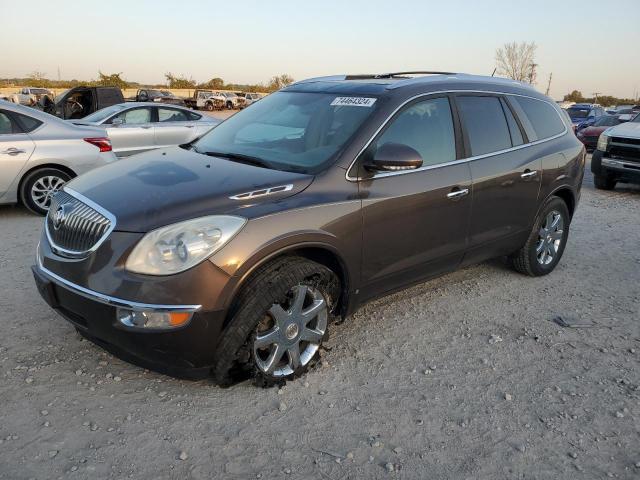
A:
96;71;129;89
165;72;196;89
266;74;295;92
563;90;585;103
199;77;225;90
25;71;50;87
495;42;538;83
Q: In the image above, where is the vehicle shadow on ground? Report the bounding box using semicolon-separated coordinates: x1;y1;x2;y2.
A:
0;204;38;219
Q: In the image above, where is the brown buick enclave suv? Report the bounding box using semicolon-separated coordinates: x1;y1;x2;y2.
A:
32;72;585;386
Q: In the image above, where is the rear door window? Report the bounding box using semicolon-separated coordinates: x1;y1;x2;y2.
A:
500;98;524;147
158;108;189;123
13;112;43;133
373;96;456;167
456;96;512;156
512;96;566;140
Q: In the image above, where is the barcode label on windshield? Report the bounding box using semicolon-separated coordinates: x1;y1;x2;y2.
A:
331;97;377;107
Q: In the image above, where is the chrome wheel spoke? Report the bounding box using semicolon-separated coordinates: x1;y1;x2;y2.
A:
301;298;325;322
287;346;301;369
268;304;288;326
262;343;285;374
300;327;323;343
551;230;563;241
254;328;280;349
290;285;308;314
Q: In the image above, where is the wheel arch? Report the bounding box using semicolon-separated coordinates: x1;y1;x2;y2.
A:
223;242;352;324
549;186;576;219
16;163;77;205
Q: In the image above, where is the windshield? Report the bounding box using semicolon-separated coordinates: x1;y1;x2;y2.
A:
567;107;589;119
32;88;50;95
632;113;640;123
193;91;378;174
594;116;619;127
147;90;163;97
82;104;129;123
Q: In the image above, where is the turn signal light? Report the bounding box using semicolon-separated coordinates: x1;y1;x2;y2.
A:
84;137;112;152
117;309;193;329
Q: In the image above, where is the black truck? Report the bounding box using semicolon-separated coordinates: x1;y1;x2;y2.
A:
43;86;124;119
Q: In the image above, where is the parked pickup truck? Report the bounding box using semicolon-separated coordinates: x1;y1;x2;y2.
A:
133;89;185;106
43;86;124;119
591;112;640;190
183;89;225;111
10;87;54;106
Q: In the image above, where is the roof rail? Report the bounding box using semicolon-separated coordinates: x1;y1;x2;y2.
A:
345;71;456;80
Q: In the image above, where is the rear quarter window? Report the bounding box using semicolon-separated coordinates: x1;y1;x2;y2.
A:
13;112;43;133
511;97;565;141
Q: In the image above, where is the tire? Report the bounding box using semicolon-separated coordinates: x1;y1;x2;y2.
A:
509;196;570;277
226;101;233;110
19;167;72;216
212;256;341;387
205;102;214;112
593;174;616;190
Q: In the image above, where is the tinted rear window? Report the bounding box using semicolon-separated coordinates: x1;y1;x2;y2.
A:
457;96;512;156
512;97;565;140
13;112;43;132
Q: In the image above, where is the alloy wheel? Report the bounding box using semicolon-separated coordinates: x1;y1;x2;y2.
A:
536;210;564;265
31;175;66;210
253;284;328;377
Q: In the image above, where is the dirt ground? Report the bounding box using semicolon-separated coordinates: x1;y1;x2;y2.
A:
0;157;638;479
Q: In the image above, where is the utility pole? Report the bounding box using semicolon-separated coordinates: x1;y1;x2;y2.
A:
545;72;553;96
592;92;601;104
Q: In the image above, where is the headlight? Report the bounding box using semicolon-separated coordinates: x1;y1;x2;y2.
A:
597;132;610;152
125;215;246;275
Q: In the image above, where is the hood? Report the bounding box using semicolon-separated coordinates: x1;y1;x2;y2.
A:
64;147;314;232
606;121;640;140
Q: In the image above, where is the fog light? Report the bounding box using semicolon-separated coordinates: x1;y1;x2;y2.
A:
117;309;192;329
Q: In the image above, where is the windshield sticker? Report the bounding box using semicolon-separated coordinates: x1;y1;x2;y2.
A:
331;97;377;107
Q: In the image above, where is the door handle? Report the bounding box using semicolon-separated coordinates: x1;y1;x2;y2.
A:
140;126;152;129
520;170;538;179
0;148;25;155
446;187;469;200
183;125;195;128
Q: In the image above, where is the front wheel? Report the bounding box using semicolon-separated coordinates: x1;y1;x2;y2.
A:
509;196;570;277
213;257;340;387
19;167;72;215
226;101;233;110
205;102;214;111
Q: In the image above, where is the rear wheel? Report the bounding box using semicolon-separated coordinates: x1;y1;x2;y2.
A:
213;257;340;387
20;167;71;215
205;102;214;111
509;196;570;277
594;174;616;190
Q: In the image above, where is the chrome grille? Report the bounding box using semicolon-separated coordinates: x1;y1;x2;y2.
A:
45;190;114;258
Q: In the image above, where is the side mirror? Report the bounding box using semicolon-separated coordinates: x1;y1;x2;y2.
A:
365;142;423;172
111;117;124;126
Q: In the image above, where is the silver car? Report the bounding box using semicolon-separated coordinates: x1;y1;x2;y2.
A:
0;100;117;215
72;103;220;157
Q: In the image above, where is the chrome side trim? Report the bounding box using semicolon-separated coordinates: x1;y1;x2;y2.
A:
229;184;293;200
44;187;117;259
345;89;568;181
36;256;201;312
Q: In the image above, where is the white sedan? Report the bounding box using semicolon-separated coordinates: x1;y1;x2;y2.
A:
72;103;220;157
0;100;116;215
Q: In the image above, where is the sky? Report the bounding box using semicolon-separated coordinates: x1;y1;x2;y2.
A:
1;0;639;100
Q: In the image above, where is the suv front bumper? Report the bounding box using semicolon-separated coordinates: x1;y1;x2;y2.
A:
32;249;229;379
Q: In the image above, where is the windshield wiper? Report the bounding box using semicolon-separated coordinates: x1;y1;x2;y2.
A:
200;151;273;169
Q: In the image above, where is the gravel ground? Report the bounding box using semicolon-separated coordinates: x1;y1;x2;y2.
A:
0;157;639;479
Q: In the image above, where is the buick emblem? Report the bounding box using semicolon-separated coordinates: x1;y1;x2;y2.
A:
52;203;72;230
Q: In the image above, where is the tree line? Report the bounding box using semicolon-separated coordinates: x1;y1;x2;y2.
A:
0;71;295;93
